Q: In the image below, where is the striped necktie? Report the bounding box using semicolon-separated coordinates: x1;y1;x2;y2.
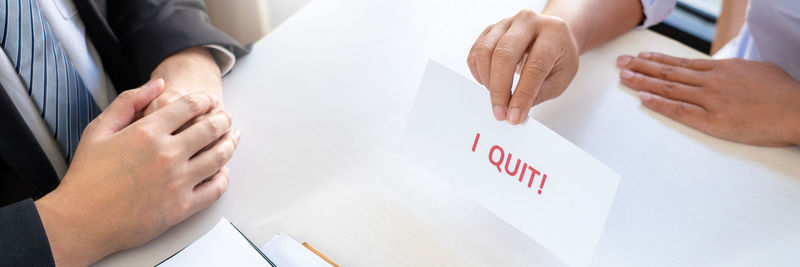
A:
1;0;101;162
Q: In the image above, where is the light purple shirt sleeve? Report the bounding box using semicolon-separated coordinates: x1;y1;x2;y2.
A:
635;0;677;29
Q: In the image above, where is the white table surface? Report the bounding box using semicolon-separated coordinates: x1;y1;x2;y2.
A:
97;0;800;266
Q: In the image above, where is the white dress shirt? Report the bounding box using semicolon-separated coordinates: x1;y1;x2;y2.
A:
0;0;236;178
638;0;800;81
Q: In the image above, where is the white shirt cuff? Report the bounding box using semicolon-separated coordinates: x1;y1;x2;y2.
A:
204;45;236;76
636;0;677;29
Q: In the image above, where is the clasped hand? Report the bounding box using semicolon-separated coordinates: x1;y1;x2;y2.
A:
35;78;241;266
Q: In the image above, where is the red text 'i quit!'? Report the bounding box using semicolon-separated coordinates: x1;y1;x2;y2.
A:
471;132;548;195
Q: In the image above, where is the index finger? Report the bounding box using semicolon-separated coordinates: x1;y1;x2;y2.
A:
188;166;230;216
468;25;493;84
96;79;165;134
639;52;716;71
488;20;536;121
507;29;560;124
639;91;709;130
138;92;219;134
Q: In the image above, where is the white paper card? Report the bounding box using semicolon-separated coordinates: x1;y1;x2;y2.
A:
158;218;270;267
401;60;620;267
261;233;331;267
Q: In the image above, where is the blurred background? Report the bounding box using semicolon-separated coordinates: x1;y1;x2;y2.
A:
204;0;312;46
205;0;733;55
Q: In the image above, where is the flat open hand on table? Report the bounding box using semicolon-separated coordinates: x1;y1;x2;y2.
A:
617;52;800;146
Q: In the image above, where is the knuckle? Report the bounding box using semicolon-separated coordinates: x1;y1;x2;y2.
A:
626;72;642;85
156;149;179;166
644;96;660;109
154;97;171;108
205;119;223;135
165;179;184;194
181;94;206;114
488;85;510;95
634;75;651;88
659;65;676;79
475;42;495;57
492;44;517;62
215;179;227;200
523;59;549;77
670;103;689;117
516;9;537;19
512;89;536;104
135;125;158;142
117;90;137;101
215;147;232;167
222;111;233;127
660;81;677;97
467;53;477;65
679;58;691;67
663;80;677;91
83;120;99;134
674;105;688;117
548;17;568;30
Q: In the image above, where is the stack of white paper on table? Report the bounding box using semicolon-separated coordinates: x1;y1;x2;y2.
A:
400;61;621;267
158;218;330;267
261;233;331;267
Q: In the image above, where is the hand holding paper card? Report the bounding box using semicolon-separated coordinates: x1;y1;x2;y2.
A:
401;61;620;267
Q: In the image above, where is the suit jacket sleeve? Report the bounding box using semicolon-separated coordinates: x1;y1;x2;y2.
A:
106;0;249;81
0;199;55;266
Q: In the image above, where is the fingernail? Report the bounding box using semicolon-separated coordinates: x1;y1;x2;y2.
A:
508;107;521;124
617;56;631;67
209;94;220;106
492;105;506;121
234;129;242;141
639;91;652;101
620;69;634;80
639;52;652;59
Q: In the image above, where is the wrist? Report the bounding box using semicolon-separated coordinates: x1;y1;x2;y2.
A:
152;47;220;78
542;7;588;54
35;190;116;266
151;47;223;97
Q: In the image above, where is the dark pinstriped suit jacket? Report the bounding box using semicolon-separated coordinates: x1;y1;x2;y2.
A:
0;0;247;265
